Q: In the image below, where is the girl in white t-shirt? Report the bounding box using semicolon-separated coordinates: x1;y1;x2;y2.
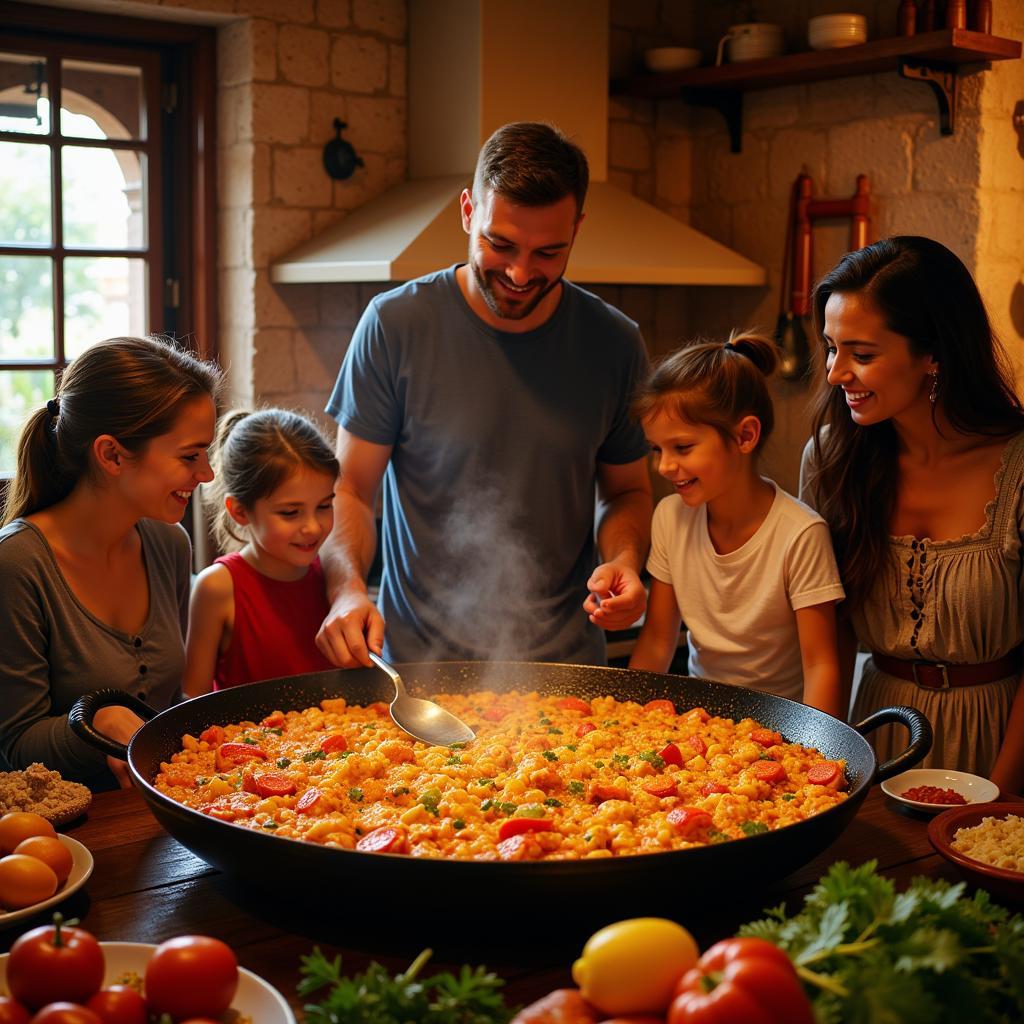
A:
628;332;846;716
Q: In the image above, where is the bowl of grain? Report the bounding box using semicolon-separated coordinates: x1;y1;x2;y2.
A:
0;763;92;825
928;802;1024;906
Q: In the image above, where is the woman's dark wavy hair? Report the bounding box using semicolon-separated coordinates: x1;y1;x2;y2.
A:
2;336;222;526
807;236;1024;610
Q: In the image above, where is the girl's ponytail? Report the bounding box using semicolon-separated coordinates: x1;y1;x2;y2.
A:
726;330;779;377
205;410;253;552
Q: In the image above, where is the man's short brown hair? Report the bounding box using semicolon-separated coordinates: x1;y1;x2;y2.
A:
473;122;589;217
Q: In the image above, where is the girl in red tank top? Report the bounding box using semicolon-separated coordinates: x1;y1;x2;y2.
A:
183;409;340;693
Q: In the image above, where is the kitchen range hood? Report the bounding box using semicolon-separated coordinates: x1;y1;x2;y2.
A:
271;0;765;287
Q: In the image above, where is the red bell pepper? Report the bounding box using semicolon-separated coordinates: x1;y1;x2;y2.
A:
668;937;813;1024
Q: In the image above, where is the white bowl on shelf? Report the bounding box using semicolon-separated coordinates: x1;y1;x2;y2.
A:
643;47;702;73
808;13;867;49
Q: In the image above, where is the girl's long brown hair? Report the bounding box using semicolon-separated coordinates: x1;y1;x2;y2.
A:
806;236;1024;609
2;336;222;526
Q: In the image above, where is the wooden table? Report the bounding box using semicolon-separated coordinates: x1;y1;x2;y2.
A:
0;787;994;1016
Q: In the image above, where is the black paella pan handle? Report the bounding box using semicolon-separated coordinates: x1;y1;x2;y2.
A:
852;704;933;782
69;688;157;760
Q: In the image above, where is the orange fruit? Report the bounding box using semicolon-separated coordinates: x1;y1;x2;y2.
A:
0;853;59;909
14;835;74;885
0;812;56;854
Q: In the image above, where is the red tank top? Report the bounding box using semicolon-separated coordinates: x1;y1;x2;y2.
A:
213;552;335;689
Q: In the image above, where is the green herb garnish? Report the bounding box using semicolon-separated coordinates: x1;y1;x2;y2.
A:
302;750;327;762
276;758;291;769
740;821;769;836
542;750;558;762
348;787;364;802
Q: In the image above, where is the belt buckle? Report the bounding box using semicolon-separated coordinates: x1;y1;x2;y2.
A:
912;660;950;690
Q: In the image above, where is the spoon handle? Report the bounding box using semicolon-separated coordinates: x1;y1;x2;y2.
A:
367;651;406;698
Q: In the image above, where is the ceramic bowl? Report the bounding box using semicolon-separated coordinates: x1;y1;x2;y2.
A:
0;942;297;1022
880;767;999;814
928;803;1024;906
643;47;702;73
0;835;94;927
808;13;867;49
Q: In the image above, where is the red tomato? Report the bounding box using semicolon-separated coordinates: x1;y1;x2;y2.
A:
576;722;598;738
701;782;728;796
659;742;684;767
27;1005;102;1024
497;818;552;841
589;784;629;804
84;988;147;1024
642;779;678;798
684;708;710;724
0;997;31;1024
807;761;846;788
687;735;707;757
143;936;238;1022
355;827;407;853
260;711;285;728
643;699;676;715
751;728;783;748
667;806;713;838
319;734;348;754
198;726;223;746
216;742;267;765
250;772;296;798
7;917;105;1009
295;787;322;813
557;697;593;714
668;937;814;1024
752;760;786;784
482;706;509;722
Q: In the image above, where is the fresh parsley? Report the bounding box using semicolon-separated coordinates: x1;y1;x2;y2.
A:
738;860;1024;1024
298;947;515;1024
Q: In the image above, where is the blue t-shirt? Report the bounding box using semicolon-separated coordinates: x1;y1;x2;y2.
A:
326;265;649;665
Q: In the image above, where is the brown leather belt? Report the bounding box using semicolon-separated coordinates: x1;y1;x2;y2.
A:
871;648;1022;691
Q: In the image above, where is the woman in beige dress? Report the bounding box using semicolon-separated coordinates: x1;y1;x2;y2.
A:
800;236;1024;795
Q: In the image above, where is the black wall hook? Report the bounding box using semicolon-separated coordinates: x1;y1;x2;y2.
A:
323;118;364;180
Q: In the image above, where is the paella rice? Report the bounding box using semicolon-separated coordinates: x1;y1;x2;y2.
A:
153;692;849;861
951;813;1024;873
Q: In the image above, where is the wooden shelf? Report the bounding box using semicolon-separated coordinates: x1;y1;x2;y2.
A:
612;29;1022;151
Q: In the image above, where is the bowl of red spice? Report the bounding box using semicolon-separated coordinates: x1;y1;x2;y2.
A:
881;768;999;814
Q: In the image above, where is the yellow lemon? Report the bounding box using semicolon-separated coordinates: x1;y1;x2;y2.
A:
571;916;698;1016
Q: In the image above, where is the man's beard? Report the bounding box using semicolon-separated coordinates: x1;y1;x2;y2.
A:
470;259;562;321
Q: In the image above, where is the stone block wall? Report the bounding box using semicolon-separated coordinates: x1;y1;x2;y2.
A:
608;0;1024;493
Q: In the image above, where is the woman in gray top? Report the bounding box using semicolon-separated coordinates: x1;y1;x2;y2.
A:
0;336;222;790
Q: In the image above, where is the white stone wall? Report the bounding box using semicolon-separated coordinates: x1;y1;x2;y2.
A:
609;0;1023;492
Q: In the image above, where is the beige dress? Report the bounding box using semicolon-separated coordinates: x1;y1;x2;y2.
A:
801;431;1024;775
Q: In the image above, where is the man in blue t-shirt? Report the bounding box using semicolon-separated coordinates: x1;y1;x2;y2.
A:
318;122;653;667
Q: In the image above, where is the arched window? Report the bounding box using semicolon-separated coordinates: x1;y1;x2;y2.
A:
0;13;215;477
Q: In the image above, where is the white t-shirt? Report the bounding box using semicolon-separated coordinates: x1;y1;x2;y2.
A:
647;481;845;700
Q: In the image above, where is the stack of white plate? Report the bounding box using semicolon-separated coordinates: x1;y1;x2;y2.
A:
808;13;867;50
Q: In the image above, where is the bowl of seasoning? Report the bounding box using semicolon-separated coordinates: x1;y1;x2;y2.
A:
881;768;999;814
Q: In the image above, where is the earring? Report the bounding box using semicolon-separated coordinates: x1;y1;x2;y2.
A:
928;368;939;405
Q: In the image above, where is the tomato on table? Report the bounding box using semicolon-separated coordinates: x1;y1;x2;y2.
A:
0;997;30;1024
6;915;105;1009
668;936;814;1024
26;1004;103;1024
144;936;239;1022
84;987;147;1024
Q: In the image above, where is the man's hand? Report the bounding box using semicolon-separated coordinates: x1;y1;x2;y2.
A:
583;563;647;631
316;590;386;668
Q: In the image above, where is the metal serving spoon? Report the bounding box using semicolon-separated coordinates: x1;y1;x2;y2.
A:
368;652;476;746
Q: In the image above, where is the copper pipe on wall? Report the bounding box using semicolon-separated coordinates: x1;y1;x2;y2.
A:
776;173;872;379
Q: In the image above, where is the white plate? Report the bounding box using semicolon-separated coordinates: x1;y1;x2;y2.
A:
881;768;1000;813
0;835;93;927
0;941;296;1023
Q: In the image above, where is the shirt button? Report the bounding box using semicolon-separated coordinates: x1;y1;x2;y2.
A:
139;664;148;675
133;636;143;648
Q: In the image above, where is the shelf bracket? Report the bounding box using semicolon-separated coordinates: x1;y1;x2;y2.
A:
899;60;958;135
683;89;744;152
